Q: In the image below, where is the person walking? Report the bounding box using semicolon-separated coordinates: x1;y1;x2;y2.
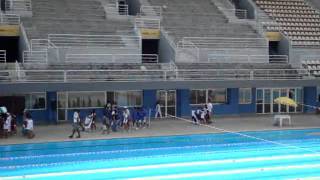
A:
207;99;213;122
155;101;162;119
69;109;81;138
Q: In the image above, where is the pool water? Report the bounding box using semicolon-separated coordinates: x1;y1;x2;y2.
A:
1;129;320;179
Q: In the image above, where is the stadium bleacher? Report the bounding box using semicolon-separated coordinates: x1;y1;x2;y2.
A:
0;0;320;119
254;0;320;46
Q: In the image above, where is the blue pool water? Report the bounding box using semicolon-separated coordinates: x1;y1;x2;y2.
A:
1;129;320;179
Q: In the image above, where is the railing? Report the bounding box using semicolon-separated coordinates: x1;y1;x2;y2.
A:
135;18;160;29
176;40;200;62
23;51;48;63
180;37;268;49
106;3;128;16
65;54;158;64
142;54;159;63
207;54;289;64
0;13;20;25
219;8;248;19
0;50;6;63
31;39;49;51
48;34;141;49
0;68;312;83
5;0;32;12
140;5;162;17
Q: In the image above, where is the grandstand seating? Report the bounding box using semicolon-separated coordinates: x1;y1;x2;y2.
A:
147;0;268;63
21;0;135;39
301;57;320;76
254;0;320;47
20;0;142;64
307;0;320;11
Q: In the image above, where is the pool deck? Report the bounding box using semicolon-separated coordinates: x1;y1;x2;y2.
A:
1;114;320;145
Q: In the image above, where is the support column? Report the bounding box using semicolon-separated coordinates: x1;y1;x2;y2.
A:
46;91;57;124
176;89;191;117
143;90;157;116
304;87;317;113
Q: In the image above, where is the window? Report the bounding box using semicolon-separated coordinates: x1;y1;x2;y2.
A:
25;93;46;110
190;90;206;105
111;91;142;107
208;89;227;104
68;92;105;108
190;89;227;105
239;88;252;104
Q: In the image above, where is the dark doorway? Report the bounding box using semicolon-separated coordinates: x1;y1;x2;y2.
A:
0;96;25;115
142;39;159;63
269;41;279;55
0;36;19;63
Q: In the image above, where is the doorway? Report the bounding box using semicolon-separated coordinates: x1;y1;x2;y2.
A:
256;88;303;114
156;90;176;117
57;92;68;122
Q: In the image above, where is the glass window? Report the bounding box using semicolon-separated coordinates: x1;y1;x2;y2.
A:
68;92;105;108
190;90;206;105
239;88;252;104
57;92;67;109
191;89;227;105
25;93;46;110
114;91;142;107
209;89;227;104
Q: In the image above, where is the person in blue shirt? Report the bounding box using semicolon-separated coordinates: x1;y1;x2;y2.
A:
138;107;148;128
102;104;112;134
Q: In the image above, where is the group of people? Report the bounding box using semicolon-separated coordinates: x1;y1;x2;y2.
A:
0;107;34;139
69;102;148;138
191;101;214;125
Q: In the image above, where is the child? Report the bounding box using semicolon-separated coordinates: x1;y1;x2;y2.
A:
191;110;199;124
111;106;119;132
122;106;130;131
102;105;111;134
84;113;93;132
3;113;10;138
138;107;148;128
69;110;81;138
155;101;162;118
23;113;35;139
91;110;97;131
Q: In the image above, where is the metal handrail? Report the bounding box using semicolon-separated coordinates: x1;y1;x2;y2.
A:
207;54;289;64
65;53;158;63
180;37;268;49
48;34;141;48
0;68;311;83
106;3;128;16
23;50;48;63
135;18;160;29
0;13;20;25
140;5;162;17
0;50;6;63
5;0;32;12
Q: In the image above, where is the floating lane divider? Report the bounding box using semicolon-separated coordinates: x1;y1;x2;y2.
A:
169;115;320;154
2;155;320;179
127;164;320;180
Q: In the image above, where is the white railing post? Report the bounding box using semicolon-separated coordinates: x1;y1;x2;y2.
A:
250;70;254;80
64;71;67;82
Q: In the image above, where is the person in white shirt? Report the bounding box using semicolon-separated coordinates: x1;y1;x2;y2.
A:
191;110;199;124
207;100;213;122
23;113;34;139
69;110;81;138
155;101;162;118
123;106;130;131
3;113;11;138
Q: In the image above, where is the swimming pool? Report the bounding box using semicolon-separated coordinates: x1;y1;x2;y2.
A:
1;128;320;179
